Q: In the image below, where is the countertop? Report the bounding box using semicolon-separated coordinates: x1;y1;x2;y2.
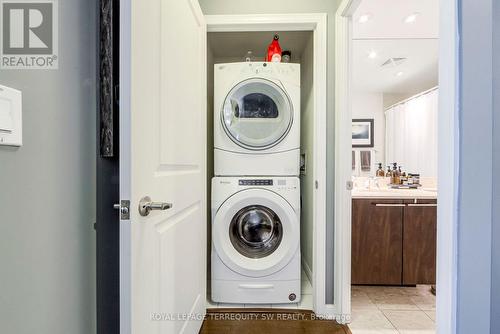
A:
352;187;438;199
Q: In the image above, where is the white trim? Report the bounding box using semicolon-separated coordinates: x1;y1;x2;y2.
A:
206;13;331;319
335;0;459;330
334;0;358;323
311;13;329;318
437;0;459;332
206;13;323;32
119;0;131;333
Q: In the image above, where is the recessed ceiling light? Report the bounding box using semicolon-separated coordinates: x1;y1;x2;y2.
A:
358;13;372;24
395;71;404;77
381;57;407;68
368;50;378;59
404;12;420;24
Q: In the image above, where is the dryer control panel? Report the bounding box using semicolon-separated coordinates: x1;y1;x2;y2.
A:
239;179;273;186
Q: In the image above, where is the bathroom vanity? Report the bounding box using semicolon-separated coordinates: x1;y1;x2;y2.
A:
351;187;437;286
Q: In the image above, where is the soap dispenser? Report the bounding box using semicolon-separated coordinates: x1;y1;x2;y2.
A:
376;163;385;177
391;163;400;185
385;166;392;177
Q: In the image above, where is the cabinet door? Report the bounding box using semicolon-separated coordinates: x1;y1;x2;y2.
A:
352;199;404;285
403;199;437;285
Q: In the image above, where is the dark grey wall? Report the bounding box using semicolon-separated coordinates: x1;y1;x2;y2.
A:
0;0;97;333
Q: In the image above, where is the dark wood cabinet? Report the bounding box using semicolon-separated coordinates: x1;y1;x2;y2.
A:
352;198;437;286
403;199;437;285
352;199;404;285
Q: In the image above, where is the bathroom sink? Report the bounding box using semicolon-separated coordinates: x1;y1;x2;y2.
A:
352;186;437;199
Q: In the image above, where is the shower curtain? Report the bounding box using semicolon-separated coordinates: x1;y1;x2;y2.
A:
385;88;438;178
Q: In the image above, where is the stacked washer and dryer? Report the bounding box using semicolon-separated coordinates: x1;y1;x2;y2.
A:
211;62;302;304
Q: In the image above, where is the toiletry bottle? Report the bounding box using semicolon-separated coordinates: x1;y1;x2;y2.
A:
399;166;407;184
266;34;282;62
399;166;406;177
376;163;385;177
386;166;392;177
392;163;400;185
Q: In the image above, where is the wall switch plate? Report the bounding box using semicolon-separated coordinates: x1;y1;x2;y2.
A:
0;85;22;147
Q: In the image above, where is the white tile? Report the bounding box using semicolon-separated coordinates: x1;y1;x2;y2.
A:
424;310;436;322
351;291;378;311
349;329;399;334
348;309;398;334
297;294;313;310
383;310;436;334
372;295;419;311
410;295;436;311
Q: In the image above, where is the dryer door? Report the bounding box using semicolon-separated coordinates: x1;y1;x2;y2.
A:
221;78;293;150
213;188;299;277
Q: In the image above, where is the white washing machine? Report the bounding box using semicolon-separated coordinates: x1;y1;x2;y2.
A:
214;62;300;176
211;176;301;304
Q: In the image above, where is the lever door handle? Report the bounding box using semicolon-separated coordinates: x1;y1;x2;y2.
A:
138;196;173;217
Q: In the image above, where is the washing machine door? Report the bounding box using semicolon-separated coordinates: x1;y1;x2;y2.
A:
213;188;299;277
221;78;293;150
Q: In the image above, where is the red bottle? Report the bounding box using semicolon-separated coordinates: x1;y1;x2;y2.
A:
266;34;282;62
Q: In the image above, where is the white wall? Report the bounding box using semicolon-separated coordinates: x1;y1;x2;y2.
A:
351;92;385;165
383;93;413;109
0;0;96;333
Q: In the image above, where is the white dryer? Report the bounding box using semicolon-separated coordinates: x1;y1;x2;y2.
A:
214;62;300;176
211;176;301;304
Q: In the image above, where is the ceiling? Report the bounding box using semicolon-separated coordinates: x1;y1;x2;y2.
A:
208;31;312;61
352;0;439;94
353;0;439;39
352;39;438;94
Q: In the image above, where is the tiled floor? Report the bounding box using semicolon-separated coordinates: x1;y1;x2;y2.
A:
349;285;436;334
206;270;313;310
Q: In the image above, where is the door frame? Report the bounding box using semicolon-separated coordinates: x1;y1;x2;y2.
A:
205;13;331;317
334;0;459;331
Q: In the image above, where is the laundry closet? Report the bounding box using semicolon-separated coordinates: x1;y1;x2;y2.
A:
206;31;316;309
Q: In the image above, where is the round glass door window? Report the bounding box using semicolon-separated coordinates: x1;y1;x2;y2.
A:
221;78;293;150
229;205;283;259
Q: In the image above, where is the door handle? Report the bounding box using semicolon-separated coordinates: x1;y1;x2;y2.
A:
138;196;173;217
374;203;405;207
407;203;437;207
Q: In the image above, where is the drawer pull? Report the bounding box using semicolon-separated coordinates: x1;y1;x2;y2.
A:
407;204;437;207
374;204;406;207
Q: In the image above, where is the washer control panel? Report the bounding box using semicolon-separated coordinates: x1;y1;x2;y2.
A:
239;179;273;186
